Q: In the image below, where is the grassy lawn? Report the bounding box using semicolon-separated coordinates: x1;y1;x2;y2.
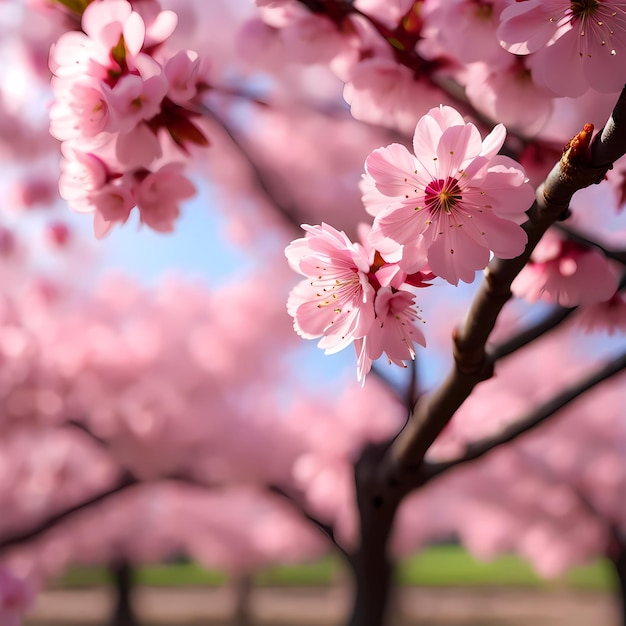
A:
55;545;616;591
396;545;614;590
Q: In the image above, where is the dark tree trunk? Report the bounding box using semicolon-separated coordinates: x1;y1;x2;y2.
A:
611;536;626;626
347;444;400;626
232;573;253;626
110;560;139;626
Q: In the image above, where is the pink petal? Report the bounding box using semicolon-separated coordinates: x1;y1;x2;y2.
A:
436;123;483;175
373;203;429;247
474;214;528;259
82;0;132;39
146;10;178;46
123;11;147;57
427;228;490;285
480;124;506;160
365;144;419;197
412;115;443;178
426;104;466;130
497;1;557;54
535;34;588;97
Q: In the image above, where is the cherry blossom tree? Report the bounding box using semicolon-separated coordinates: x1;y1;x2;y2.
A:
1;1;626;626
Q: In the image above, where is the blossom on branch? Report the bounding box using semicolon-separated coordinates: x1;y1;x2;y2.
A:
48;0;208;236
498;0;626;96
364;105;534;285
286;223;428;382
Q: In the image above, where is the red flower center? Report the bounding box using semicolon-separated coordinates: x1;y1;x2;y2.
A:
424;177;463;214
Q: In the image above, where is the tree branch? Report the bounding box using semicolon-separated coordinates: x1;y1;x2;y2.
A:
378;87;626;490
268;484;354;566
488;305;576;361
555;223;626;266
490;271;626;362
193;101;304;233
0;471;138;553
420;350;626;484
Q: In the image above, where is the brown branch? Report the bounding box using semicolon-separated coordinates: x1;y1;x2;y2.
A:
192;101;304;233
0;471;138;553
377;86;626;491
555;223;626;266
268;484;354;565
490;271;626;361
66;419;111;450
420;350;626;484
488;305;576;361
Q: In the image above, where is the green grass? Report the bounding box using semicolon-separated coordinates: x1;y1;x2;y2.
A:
54;545;615;591
396;545;615;590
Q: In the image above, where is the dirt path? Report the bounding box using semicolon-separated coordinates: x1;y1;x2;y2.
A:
25;585;618;625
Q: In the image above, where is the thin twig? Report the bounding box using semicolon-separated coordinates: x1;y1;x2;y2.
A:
193;101;303;233
268;484;354;565
555;223;626;266
420;350;626;483
489;306;576;361
490;273;626;361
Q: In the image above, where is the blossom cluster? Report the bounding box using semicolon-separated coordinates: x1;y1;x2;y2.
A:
286;223;431;383
50;0;207;237
286;105;536;380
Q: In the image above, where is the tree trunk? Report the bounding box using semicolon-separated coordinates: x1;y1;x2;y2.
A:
611;536;626;626
232;573;253;626
346;444;400;626
110;560;139;626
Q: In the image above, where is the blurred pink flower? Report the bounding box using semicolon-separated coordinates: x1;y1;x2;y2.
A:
366;105;534;285
0;567;34;626
104;66;169;133
464;58;554;136
576;292;626;335
136;164;196;233
343;58;444;135
424;0;510;67
58;149;108;212
511;229;619;306
498;0;626;96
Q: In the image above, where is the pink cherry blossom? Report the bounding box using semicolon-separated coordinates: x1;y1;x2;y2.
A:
136;164;196;233
424;0;510;67
366;105;534;285
354;287;426;382
103;64;169;133
113;122;163;169
58;149;108;212
498;0;626;96
47;0;207;236
463;58;554;136
511;229;619;306
49;76;111;141
81;0;146;60
164;50;201;105
286;223;431;380
343;58;445;135
91;178;136;238
576;292;626;335
286;223;376;355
